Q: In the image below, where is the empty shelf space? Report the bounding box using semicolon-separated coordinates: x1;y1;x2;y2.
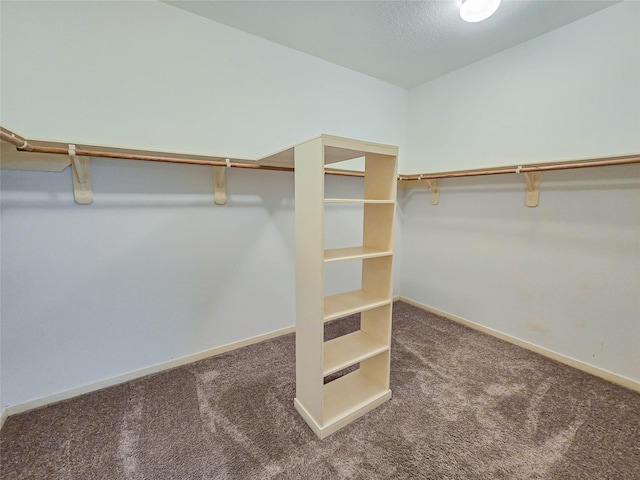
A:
324;246;392;262
324;198;394;204
324;289;390;322
323;331;388;376
323;370;391;427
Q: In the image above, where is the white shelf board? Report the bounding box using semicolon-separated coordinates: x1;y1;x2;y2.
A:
323;331;388;376
324;290;390;322
257;134;398;168
324;198;394;204
324;246;392;263
323;370;391;427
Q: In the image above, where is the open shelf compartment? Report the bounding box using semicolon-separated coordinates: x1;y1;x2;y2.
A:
323;290;390;322
323;370;391;426
322;350;392;435
323;330;388;376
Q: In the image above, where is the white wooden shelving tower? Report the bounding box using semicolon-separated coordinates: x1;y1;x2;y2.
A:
292;135;398;439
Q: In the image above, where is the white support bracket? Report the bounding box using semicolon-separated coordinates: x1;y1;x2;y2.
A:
524;171;540;207
69;144;93;204
426;178;439;205
213;163;228;205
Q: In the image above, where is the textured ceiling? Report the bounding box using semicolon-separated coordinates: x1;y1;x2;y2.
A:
165;0;619;89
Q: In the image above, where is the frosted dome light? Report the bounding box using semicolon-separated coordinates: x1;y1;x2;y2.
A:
459;0;502;23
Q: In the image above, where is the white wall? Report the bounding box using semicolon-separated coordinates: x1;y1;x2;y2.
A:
0;1;407;408
400;166;640;381
1;1;407;158
406;1;640;174
1;162;297;406
402;2;640;382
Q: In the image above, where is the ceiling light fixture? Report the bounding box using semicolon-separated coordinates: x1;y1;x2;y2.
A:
459;0;502;23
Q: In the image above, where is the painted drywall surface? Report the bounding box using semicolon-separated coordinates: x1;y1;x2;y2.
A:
1;0;406;160
401;2;640;382
400;165;640;381
1;162;386;406
0;1;406;407
406;1;640;174
1;162;291;405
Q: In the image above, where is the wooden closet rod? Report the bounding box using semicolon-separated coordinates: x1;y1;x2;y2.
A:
3;129;638;181
1;130;35;151
0;130;364;178
397;154;640;181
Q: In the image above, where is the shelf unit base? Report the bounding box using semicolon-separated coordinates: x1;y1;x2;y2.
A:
294;373;392;439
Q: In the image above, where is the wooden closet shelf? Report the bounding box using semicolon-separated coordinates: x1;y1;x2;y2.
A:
324;246;392;263
324;198;394;204
323;331;388;376
324;290;391;322
323;370;391;427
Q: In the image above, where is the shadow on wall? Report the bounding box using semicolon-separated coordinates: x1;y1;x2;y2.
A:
401;163;639;202
398;163;639;254
0;157;296;210
399;163;639;216
398;162;640;381
0;157;302;401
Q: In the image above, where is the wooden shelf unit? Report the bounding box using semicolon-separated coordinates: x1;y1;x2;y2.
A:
294;135;398;439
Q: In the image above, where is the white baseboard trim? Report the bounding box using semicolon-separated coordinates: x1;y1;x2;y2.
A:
399;296;640;393
0;407;8;431
6;325;296;417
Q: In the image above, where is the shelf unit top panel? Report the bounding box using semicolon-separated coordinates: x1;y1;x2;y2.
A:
257;134;398;168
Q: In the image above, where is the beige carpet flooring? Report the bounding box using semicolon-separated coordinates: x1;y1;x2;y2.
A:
1;301;639;479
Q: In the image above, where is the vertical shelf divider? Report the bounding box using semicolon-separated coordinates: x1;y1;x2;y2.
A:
293;137;325;430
